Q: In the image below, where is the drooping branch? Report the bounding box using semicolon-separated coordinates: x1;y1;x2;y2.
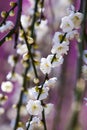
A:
0;0;22;46
0;2;17;27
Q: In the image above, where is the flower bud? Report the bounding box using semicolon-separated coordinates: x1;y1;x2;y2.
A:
1;11;7;18
10;2;16;7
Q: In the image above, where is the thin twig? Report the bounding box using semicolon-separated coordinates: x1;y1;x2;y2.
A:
14;66;29;130
20;24;38;79
0;0;22;46
0;2;17;27
31;0;39;38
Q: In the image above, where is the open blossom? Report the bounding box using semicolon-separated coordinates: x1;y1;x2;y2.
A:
83;50;87;64
60;16;74;32
28;86;49;100
0;21;14;33
26;100;43;115
21;15;30;30
16;127;24;130
52;32;69;44
6;72;23;85
47;54;64;68
26;117;43;130
69;12;83;29
44;77;57;88
51;41;69;56
84;98;87;106
66;30;79;40
44;103;54;116
20;105;28;116
66;5;75;15
0;107;5;115
40;57;52;74
1;81;13;93
17;44;28;55
8;55;16;67
82;65;87;80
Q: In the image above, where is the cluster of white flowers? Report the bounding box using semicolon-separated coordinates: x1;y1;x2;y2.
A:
40;6;83;75
26;77;56;129
25;5;83;130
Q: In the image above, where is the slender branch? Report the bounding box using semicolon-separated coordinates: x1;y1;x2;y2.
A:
26;116;33;130
26;73;48;130
39;0;45;23
0;2;17;27
42;108;47;130
14;66;29;130
31;0;39;38
14;0;40;129
66;1;87;130
0;0;22;46
77;0;87;78
26;30;67;130
20;24;38;78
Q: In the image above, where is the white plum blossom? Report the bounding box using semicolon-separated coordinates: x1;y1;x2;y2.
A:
26;117;43;130
83;50;87;64
0;21;14;33
84;98;87;106
1;81;13;93
20;105;28;116
26;100;43;115
17;44;28;55
28;86;49;100
47;54;64;68
66;30;79;40
16;127;24;130
51;41;69;56
66;5;75;15
21;15;30;30
6;72;23;85
8;55;16;67
44;103;54;116
60;16;74;32
82;65;87;80
0;107;5;115
7;108;16;120
35;20;48;42
69;12;83;29
52;31;69;44
40;57;52;74
44;77;57;88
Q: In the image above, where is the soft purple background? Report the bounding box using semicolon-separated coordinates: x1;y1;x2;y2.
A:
0;0;87;130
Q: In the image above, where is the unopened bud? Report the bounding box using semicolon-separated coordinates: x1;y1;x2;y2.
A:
34;78;39;84
27;37;34;44
9;10;15;17
10;2;16;7
1;11;7;18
